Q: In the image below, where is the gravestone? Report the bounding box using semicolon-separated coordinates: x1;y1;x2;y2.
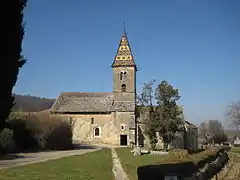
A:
133;145;141;156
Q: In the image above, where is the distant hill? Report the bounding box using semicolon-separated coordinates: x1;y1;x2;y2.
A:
12;94;55;112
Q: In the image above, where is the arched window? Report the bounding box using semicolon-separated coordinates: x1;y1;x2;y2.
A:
94;127;100;136
120;72;123;80
123;72;127;80
120;71;127;80
121;84;126;92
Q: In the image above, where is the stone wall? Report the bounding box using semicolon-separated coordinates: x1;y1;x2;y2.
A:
114;111;136;144
183;151;229;180
52;114;119;145
184;128;198;152
113;93;135;101
112;66;136;93
137;149;231;180
170;131;185;149
51;111;135;146
213;153;240;180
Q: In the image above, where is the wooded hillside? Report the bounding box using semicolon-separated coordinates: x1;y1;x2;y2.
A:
12;94;55;112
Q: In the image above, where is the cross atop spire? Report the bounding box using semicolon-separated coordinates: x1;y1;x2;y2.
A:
111;29;136;68
123;21;126;34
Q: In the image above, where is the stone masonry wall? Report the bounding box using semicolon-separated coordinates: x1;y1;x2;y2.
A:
52;114;119;145
184;128;198;152
113;111;136;145
214;152;240;180
51;111;135;145
112;66;136;93
183;151;229;180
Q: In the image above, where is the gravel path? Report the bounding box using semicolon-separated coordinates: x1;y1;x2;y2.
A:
112;148;129;180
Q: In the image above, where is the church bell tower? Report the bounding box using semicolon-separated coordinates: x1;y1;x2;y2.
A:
111;31;137;102
111;30;137;145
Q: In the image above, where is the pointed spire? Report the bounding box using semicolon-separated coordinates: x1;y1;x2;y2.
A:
112;28;136;68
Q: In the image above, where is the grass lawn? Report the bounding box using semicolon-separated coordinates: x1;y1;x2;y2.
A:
0;149;114;180
231;147;240;153
115;147;226;180
115;148;184;180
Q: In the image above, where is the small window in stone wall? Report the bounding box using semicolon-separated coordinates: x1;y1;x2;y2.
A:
91;117;94;124
121;124;125;131
94;127;100;137
121;84;126;92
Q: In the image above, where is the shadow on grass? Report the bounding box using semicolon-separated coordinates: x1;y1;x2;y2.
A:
137;162;197;180
0;154;26;160
0;144;97;161
20;144;98;152
73;144;99;150
137;153;229;180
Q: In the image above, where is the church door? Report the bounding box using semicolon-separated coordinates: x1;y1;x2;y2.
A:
120;135;127;145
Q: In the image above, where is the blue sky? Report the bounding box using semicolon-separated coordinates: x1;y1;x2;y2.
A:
15;0;240;126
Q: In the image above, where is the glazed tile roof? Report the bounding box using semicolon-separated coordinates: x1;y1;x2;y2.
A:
112;32;136;68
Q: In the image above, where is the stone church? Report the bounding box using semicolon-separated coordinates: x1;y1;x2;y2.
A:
50;31;198;150
50;31;137;146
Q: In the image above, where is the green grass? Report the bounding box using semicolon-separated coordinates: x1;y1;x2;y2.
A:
0;149;114;180
115;147;225;180
115;148;178;180
231;147;240;153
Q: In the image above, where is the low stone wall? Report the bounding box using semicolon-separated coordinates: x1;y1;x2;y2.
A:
184;151;229;180
215;153;240;180
184;150;240;180
137;149;230;180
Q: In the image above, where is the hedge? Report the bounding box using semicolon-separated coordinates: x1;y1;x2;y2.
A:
2;113;74;153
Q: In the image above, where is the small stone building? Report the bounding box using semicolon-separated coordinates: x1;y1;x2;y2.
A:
50;31;137;146
137;110;198;151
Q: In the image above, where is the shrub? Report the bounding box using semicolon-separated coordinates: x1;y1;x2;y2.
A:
7;118;38;152
7;113;74;152
24;113;74;151
168;149;189;160
0;128;15;154
24;113;53;150
8;112;28;121
46;120;74;150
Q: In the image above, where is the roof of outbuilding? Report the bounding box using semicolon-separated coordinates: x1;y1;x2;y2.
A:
185;120;198;129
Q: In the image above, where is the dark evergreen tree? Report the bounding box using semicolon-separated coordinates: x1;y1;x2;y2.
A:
0;0;27;132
